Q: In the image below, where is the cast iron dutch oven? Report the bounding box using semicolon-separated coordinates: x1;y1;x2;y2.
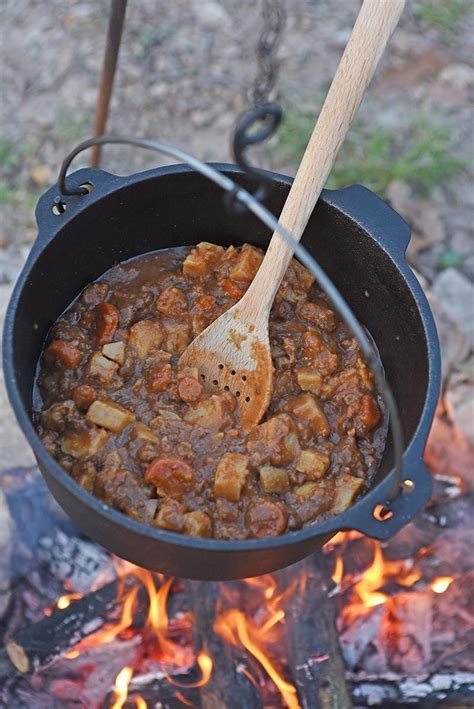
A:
3;164;440;580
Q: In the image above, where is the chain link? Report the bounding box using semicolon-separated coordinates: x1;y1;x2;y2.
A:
251;0;286;105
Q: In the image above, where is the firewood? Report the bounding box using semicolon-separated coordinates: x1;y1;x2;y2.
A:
4;576;135;673
188;580;260;709
278;554;351;709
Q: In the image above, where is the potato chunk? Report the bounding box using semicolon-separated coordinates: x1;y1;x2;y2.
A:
292;480;335;523
128;320;163;359
184;395;229;430
86;400;135;433
296;367;324;395
61;428;108;458
295;449;331;479
102;341;126;365
183;242;224;276
287;393;330;437
259;465;290;493
87;352;119;384
331;475;364;514
184;511;212;537
131;423;159;443
229;245;263;282
214;453;249;501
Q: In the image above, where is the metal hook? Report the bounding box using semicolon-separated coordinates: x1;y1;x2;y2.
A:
226;102;283;213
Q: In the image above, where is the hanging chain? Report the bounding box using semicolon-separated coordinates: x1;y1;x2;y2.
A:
251;0;286;105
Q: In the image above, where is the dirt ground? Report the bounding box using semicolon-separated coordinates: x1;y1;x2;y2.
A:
0;0;473;460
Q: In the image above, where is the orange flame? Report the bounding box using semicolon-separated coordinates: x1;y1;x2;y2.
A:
134;697;147;709
431;576;453;593
167;650;213;688
215;610;300;708
331;556;344;586
56;592;82;610
111;666;133;709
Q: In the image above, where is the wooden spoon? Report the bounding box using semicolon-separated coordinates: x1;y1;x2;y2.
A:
179;0;405;429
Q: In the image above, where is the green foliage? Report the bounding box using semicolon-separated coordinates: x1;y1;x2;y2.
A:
276;109;467;197
415;0;471;30
438;248;464;268
0;181;15;204
0;138;20;168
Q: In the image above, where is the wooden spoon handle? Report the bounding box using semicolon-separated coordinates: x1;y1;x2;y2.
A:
242;0;405;321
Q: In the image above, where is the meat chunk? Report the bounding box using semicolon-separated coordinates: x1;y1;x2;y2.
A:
301;332;340;374
287;393;330;438
247;414;300;466
184;510;212;537
155;499;186;532
162;321;190;356
102;341;125;365
128;320;163;359
145;457;195;497
40;400;77;432
61;428;108;458
95;302;119;345
296;299;336;331
145;363;173;393
259;465;290;493
295;449;331;479
45;340;82;369
178;376;203;403
155;286;188;318
214;453;249;502
86;400;135;433
337;393;381;438
87;352;119;384
229;244;263;282
245;498;287;538
94;468;152;518
73;384;98;410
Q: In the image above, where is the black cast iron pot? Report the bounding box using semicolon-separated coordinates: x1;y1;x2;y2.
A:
3;164;440;580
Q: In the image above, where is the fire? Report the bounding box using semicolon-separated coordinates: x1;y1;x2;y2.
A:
431;576;453;593
168;650;213;688
215;610;300;709
111;666;133;709
331;555;344;586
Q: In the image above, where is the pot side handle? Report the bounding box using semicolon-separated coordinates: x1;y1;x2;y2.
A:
322;184;411;262
33;168;121;247
340;458;433;541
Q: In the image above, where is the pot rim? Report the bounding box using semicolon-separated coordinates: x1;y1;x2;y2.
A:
3;163;441;551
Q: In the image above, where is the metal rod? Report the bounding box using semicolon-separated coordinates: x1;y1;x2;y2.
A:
90;0;128;168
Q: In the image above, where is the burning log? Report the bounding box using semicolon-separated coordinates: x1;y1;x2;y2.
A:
188;580;261;709
4;576;135;674
279;554;351;709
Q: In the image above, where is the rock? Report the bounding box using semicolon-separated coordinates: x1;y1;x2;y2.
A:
432;268;474;347
192;0;230;28
439;63;474;90
446;356;474;446
0;488;13;618
427;292;470;384
386;181;446;243
0;283;36;469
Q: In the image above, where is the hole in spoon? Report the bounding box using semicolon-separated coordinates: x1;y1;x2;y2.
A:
212;380;218;386
231;370;236;376
242;375;247;381
236;391;241;397
200;374;206;380
245;396;250;402
218;364;224;370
